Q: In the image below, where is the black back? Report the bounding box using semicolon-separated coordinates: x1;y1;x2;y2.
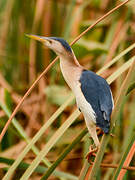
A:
80;70;113;133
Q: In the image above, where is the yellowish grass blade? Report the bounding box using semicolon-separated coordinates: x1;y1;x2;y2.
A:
2;94;74;180
20;110;80;180
107;56;135;84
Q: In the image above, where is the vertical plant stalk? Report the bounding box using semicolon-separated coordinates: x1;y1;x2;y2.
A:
79;160;90;180
71;0;82;37
29;0;45;83
88;58;135;180
0;0;130;146
63;0;76;39
0;73;13;92
115;141;135;180
42;0;52;68
0;0;15;52
105;15;126;64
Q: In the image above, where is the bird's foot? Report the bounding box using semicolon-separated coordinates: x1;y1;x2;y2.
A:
86;145;98;163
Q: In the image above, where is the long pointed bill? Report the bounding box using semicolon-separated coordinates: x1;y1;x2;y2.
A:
25;34;48;43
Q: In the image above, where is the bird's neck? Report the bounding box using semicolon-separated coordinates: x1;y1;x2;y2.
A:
60;53;82;90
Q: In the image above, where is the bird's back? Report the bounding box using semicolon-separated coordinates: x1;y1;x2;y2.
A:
79;70;113;133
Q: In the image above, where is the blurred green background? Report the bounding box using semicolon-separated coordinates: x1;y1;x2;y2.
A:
0;0;135;179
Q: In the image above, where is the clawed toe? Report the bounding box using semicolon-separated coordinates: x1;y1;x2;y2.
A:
86;145;98;163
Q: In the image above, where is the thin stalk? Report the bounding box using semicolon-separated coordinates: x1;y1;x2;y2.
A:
99;163;135;171
112;139;135;179
41;128;88;180
63;0;76;39
97;42;135;75
29;0;45;83
79;160;90;180
0;0;15;52
79;134;91;180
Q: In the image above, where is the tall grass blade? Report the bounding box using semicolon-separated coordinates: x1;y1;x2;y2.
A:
41;128;88;180
97;43;135;75
2;94;74;180
19;110;80;180
0;157;78;180
112;134;135;180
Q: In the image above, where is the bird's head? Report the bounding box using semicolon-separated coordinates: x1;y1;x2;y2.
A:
26;34;73;57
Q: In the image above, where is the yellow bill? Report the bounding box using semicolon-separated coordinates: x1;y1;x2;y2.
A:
25;34;47;43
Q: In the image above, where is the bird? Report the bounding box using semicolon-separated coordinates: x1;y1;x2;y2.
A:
27;35;114;157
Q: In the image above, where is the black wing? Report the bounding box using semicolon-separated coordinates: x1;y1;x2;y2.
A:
80;70;113;133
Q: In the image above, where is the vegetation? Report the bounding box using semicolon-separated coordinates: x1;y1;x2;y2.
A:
0;0;135;179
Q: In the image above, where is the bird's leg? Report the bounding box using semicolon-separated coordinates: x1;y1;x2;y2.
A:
86;124;100;162
88;127;103;141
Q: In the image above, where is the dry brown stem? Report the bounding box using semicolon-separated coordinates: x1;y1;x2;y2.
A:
105;16;127;64
117;142;135;179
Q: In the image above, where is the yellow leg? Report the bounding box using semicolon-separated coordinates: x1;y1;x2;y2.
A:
85;121;100;162
87;123;100;148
